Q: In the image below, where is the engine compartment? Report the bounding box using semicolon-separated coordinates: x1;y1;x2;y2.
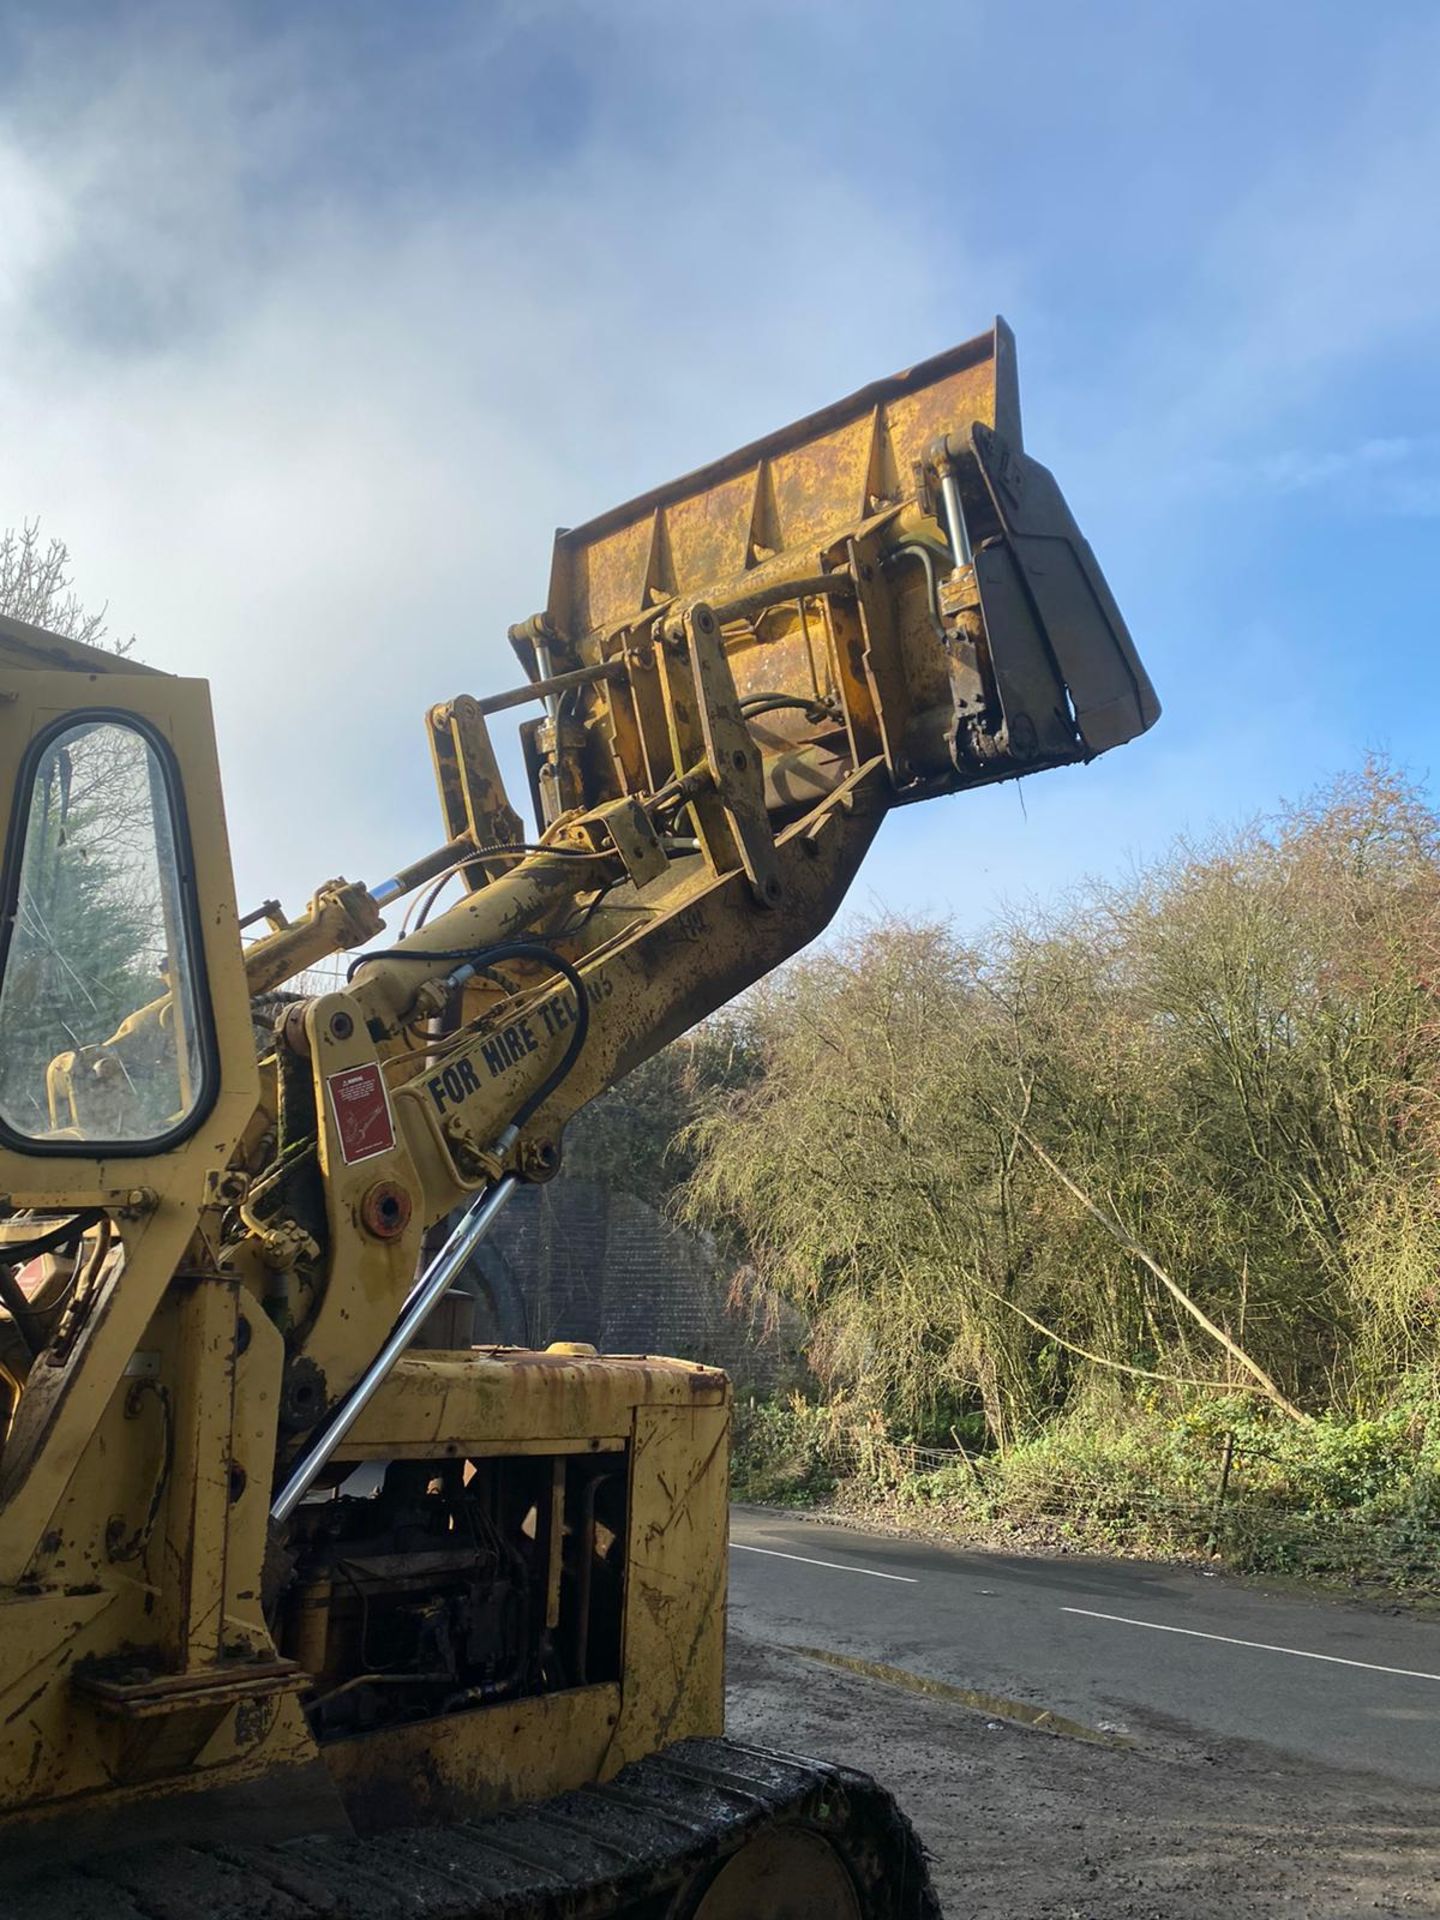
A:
278;1448;628;1741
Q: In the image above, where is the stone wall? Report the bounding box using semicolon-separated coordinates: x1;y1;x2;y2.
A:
470;1176;804;1394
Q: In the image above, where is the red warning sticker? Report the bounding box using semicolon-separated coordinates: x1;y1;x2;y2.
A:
327;1063;396;1165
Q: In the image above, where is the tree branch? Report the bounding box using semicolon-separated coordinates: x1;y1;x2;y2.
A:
1005;1118;1310;1422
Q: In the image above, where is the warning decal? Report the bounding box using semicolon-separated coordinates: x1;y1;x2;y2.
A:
327;1063;396;1165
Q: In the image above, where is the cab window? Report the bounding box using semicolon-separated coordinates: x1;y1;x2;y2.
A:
0;716;211;1149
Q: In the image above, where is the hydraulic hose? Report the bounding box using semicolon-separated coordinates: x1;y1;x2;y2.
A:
440;942;589;1131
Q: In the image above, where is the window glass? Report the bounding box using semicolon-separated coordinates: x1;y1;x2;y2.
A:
0;718;207;1146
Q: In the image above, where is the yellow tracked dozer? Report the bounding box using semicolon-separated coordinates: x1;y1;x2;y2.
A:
0;321;1156;1917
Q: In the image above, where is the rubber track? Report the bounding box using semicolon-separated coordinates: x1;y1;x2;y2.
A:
3;1739;941;1920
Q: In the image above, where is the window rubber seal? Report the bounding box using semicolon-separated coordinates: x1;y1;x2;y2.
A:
0;706;222;1159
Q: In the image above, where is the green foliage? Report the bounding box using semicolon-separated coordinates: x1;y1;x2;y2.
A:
0;735;166;1132
729;1394;845;1506
563;1016;763;1208
0;530;155;1132
676;758;1440;1592
731;1381;1440;1595
682;762;1440;1460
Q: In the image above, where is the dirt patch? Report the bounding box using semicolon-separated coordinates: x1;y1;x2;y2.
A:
726;1629;1440;1918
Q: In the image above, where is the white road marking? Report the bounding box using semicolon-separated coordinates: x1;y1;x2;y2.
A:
730;1542;918;1583
1061;1607;1440;1682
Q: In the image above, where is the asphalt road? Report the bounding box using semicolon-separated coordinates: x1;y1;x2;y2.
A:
728;1505;1440;1788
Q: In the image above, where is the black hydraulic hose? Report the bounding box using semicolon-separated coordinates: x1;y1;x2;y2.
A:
557;874;628;938
0;1209;105;1266
348;941;589;1131
0;1209;104;1359
450;942;590;1129
738;693;838;722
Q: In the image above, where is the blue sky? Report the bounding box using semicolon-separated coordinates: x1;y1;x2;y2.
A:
1;0;1437;938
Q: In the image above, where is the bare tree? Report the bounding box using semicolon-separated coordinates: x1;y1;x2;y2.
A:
680;763;1440;1448
0;521;133;654
0;528;159;1134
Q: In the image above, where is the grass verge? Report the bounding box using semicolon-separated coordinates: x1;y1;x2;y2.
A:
731;1383;1440;1603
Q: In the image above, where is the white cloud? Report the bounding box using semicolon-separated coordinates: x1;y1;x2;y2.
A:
0;144;66;316
1262;439;1412;494
2;0;1435;961
1179;434;1440;518
0;18;975;925
1043;19;1440;524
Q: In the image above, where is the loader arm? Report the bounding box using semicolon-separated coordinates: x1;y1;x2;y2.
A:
0;320;1156;1891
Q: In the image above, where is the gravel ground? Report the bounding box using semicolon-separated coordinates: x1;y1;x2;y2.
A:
726;1627;1440;1919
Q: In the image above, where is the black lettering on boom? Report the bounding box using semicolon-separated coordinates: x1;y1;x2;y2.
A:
427;1057;482;1111
429;989;599;1109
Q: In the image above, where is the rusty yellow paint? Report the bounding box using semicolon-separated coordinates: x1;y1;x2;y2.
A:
323;1383;730;1824
0;320;1156;1877
324;1683;623;1830
0;660;258;1587
289;989;428;1412
158;1277;242;1668
341;1349;728;1456
545;323;1015;639
608;1402;729;1764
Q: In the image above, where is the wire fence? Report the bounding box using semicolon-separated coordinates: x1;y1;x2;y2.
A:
804;1425;1440;1591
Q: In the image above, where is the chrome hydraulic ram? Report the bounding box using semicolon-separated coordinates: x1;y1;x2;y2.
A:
270;1174;519;1523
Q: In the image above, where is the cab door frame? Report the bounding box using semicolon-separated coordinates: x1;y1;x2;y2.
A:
0;627;258;1582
